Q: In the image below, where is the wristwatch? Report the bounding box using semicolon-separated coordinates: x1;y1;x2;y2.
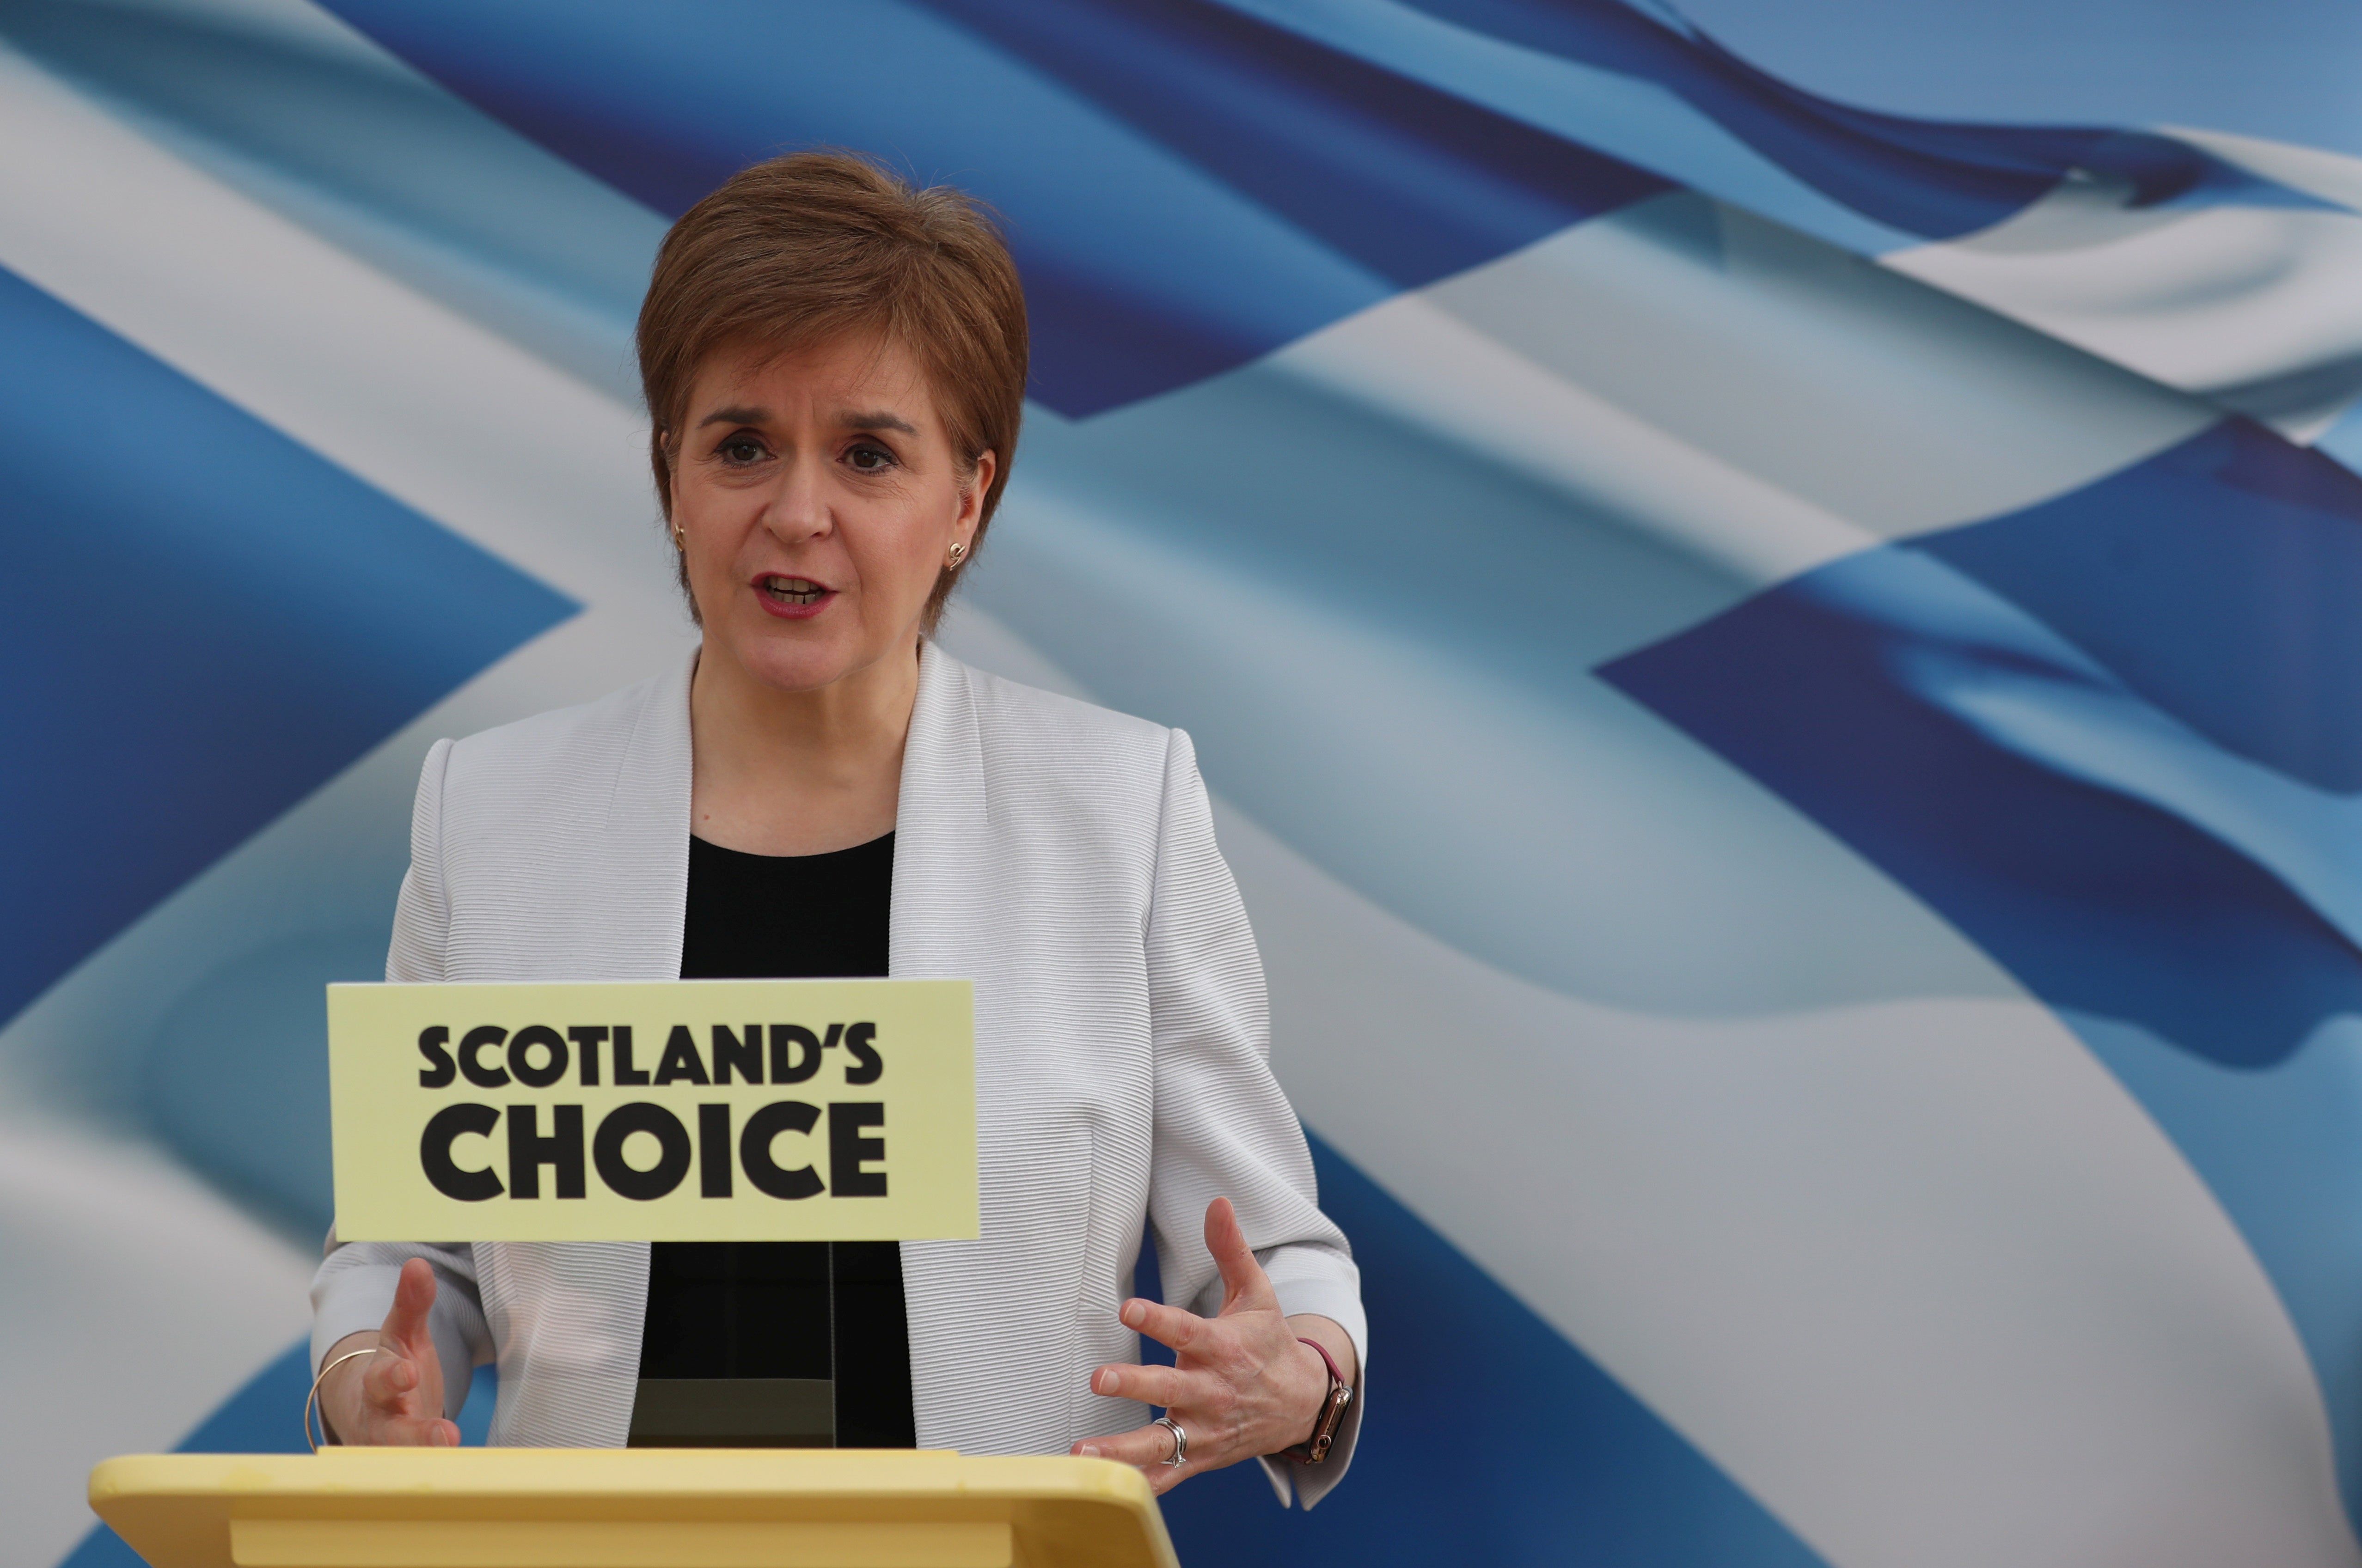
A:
1280;1337;1354;1464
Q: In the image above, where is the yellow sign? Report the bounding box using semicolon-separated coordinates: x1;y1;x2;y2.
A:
327;980;976;1243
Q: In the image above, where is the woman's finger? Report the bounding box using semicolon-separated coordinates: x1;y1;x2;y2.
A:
360;1258;447;1434
1118;1297;1207;1356
360;1350;415;1405
1089;1359;1220;1409
372;1413;461;1447
410;1416;461;1447
1072;1420;1196;1471
1202;1197;1279;1317
381;1257;440;1354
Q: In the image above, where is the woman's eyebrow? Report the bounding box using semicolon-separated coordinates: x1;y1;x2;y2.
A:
692;405;917;434
837;408;917;434
696;404;767;428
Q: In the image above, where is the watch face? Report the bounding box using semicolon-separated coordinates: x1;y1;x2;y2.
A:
1303;1382;1351;1461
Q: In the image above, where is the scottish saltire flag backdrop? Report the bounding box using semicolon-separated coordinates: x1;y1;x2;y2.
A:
8;0;2362;1563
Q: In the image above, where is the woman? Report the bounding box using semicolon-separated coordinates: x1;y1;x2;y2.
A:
308;152;1364;1505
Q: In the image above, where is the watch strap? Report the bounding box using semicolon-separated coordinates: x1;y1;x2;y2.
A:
1279;1336;1353;1464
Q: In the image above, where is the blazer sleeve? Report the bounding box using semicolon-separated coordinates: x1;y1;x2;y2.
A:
309;738;493;1417
1142;728;1369;1509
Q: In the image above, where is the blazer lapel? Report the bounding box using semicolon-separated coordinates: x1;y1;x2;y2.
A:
488;648;693;1447
595;645;697;980
892;642;991;971
889;644;1003;1451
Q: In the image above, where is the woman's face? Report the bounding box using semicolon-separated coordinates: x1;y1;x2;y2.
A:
669;331;989;696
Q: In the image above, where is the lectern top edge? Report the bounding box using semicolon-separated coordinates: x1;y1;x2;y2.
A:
92;1445;1152;1492
91;1451;1181;1568
91;1447;1155;1505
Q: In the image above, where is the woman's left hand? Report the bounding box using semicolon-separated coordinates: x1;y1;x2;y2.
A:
1073;1196;1356;1494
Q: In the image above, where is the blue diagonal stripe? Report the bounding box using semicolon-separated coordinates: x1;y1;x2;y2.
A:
0;263;576;1027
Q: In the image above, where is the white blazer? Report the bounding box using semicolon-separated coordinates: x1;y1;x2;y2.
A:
312;643;1366;1505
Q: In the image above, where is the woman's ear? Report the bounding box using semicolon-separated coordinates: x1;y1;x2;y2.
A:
649;426;677;507
961;449;997;530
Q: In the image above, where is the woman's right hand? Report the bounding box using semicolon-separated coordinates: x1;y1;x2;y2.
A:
317;1257;460;1446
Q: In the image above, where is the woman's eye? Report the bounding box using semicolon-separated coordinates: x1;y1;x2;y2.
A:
847;443;896;472
718;435;766;464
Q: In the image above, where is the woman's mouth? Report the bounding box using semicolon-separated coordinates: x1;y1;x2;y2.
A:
763;575;825;604
755;574;833;618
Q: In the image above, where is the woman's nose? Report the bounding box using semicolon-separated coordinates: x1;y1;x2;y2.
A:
759;461;832;542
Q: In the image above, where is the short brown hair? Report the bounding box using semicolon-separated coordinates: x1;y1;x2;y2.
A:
637;150;1028;632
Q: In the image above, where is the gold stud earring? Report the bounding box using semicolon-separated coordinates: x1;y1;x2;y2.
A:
948;540;968;565
672;522;686;550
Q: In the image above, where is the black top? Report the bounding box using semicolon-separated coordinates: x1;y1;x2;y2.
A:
632;831;915;1449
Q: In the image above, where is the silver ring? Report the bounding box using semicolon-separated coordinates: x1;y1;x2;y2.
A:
1152;1414;1187;1469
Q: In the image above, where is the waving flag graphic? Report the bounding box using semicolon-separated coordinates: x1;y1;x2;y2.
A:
7;2;2362;1566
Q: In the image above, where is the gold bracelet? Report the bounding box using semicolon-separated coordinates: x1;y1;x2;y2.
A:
303;1347;384;1453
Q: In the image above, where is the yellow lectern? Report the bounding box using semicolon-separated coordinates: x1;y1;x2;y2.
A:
90;1448;1181;1568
